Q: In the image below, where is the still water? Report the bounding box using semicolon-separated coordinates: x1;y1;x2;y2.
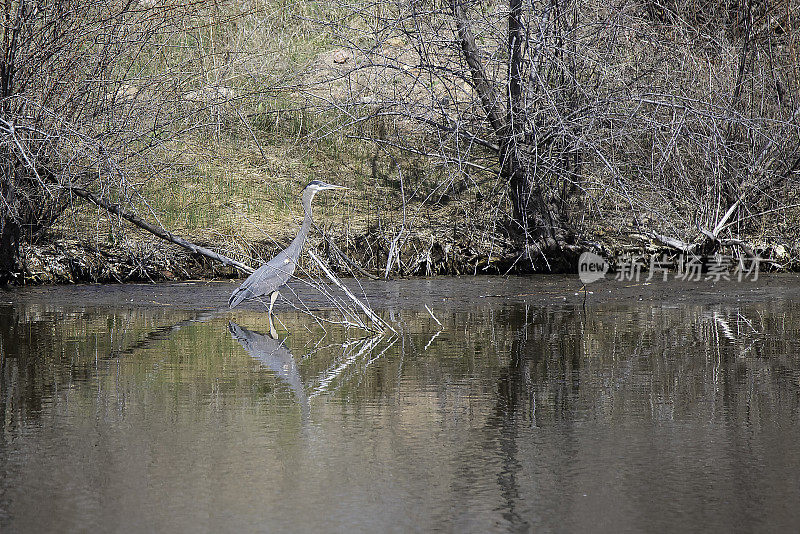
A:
2;278;800;532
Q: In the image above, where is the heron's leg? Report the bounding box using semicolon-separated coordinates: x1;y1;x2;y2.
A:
268;320;278;339
268;291;280;315
268;291;280;338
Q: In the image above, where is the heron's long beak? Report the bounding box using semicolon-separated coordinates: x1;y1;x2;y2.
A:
322;183;348;191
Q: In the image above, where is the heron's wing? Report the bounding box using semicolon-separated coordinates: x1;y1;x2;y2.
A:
229;252;297;308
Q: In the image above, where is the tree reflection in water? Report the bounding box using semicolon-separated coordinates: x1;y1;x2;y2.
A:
1;299;800;531
471;304;800;531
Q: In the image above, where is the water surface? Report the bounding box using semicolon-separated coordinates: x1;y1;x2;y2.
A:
2;277;800;532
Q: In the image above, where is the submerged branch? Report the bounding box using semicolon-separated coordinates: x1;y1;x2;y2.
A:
308;249;395;333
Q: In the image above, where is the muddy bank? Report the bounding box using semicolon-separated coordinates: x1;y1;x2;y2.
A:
6;274;800;313
12;227;800;287
16;238;240;285
16;230;552;285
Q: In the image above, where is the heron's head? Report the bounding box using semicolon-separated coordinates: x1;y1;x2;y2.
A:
304;180;347;194
301;180;347;210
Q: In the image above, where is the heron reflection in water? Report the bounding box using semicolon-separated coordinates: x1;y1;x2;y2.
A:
228;321;309;419
228;180;346;332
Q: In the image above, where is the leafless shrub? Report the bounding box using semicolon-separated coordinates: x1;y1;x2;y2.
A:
314;0;799;268
0;0;261;283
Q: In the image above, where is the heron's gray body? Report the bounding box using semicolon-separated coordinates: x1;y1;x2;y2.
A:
227;215;309;309
228;181;344;311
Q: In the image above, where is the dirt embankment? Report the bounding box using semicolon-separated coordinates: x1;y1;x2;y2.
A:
11;224;800;286
16;239;234;285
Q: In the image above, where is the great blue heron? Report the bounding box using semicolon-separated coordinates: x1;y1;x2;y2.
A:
229;180;346;325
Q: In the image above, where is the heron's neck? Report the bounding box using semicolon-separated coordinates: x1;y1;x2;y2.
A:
287;197;313;258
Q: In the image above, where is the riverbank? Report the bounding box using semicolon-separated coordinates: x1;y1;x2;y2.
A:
12;227;800;286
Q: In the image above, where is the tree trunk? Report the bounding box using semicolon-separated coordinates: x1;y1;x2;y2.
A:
506;161;561;248
0;214;19;285
451;0;567;252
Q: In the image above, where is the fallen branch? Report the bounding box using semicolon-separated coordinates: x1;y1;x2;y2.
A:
649;232;697;253
308;249;396;333
424;304;442;327
650;229;768;263
67;184;254;274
